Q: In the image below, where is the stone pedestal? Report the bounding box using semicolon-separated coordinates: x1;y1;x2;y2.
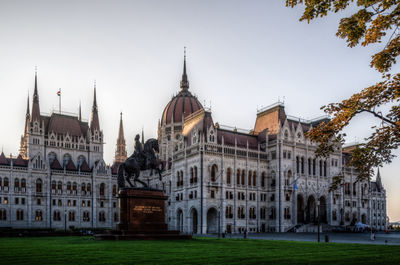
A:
95;188;191;240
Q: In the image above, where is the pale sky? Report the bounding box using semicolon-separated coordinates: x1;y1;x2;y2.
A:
0;0;398;221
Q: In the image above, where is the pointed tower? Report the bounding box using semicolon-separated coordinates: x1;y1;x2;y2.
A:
90;82;100;132
31;70;41;122
114;112;127;163
376;168;383;191
180;47;189;92
78;101;82;121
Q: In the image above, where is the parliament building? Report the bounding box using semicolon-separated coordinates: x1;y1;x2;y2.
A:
0;57;387;233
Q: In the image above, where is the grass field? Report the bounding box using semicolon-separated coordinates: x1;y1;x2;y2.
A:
0;236;399;264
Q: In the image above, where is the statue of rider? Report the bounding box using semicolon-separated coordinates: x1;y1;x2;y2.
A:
134;134;150;168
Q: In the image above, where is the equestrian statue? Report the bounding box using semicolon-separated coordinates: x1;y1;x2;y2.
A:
117;134;164;188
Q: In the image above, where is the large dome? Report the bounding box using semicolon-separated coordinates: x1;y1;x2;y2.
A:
161;54;203;125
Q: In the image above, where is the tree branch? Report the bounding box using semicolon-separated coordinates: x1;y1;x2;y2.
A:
355;108;397;126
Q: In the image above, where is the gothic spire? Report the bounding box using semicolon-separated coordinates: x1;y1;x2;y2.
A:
26;93;30;117
376;167;383;190
90;81;100;131
78;101;82;121
31;68;41;122
114;112;127;163
180;47;189;91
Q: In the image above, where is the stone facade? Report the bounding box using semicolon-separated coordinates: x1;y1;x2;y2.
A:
149;56;387;234
0;73;120;230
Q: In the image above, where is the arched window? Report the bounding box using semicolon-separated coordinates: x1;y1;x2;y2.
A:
249;207;256;219
260;207;267;220
16;209;24;221
271;171;276;188
312;159;316;175
323;161;327;176
81;183;86;195
57;181;62;193
51;180;56;191
53;210;61;221
308;158;311;175
319;160;323;176
99;211;106;222
67;182;71;193
261;172;266;188
248;171;252;186
36;178;42;193
100;183;105;196
72;182;77;194
241;170;245;185
190;167;194;184
48;152;57;165
296;156;299;174
236;169;240;185
194;166;198;183
14;178;20;191
69;211;75;221
253;171;257;187
226;168;231;185
0;209;7;220
83;211;90;222
225;205;233;219
87;183;91;194
35;210;43;221
21;178;26;192
0;178;2;187
77;155;86;168
4;177;9;190
112;185;117;196
211;164;217;182
63;153;71;168
269;207;276;220
301;157;304;174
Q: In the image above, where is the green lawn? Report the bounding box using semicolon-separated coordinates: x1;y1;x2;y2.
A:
0;236;399;264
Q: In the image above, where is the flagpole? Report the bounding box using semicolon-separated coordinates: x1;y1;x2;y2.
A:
59;88;61;114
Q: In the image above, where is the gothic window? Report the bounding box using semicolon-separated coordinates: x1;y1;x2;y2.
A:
226;168;231;185
332;210;337;221
324;161;327;176
77;155;86;168
57;181;63;193
261;172;266;188
16;209;24;221
53;210;61;221
284;207;291;219
236;169;240;185
99;211;106;222
69;211;75;222
249;207;256;219
21;178;26;191
63;153;71;168
48;152;57;165
100;183;105;196
252;171;257;187
225;205;233;219
269;207;276;220
308;158;311;175
270;171;276;188
248;171;252;186
319;160;323;176
14;178;20;191
284;130;289;140
241;170;245;185
81;183;86;194
301;157;304;174
4;177;9;190
72;182;77;194
112;185;117;196
260;207;267;220
51;180;56;191
67;182;71;193
190;167;194;184
296;156;299;174
0;209;6;220
83;211;90;222
35;210;43;221
36;178;42;193
194;166;198;183
211;164;218;182
87;183;91;194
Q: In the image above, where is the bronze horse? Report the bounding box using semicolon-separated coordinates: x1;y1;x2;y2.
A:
117;138;164;188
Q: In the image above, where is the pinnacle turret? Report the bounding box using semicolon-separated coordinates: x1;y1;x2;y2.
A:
114;112;127;163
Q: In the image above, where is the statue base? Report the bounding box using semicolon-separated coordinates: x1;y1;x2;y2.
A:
95;188;191;240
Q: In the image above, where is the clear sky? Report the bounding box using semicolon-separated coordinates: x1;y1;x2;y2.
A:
0;0;398;221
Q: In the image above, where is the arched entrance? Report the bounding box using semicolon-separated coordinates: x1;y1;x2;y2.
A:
190;208;198;234
177;209;183;232
207;208;218;234
361;213;367;224
306;196;316;224
319;196;327;223
297;194;304;223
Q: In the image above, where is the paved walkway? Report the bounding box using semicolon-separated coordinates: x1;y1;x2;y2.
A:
201;232;400;245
